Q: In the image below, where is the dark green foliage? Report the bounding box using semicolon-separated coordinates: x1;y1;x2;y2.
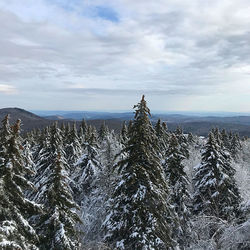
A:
187;132;195;144
193;132;241;221
155;119;169;155
38;151;81;250
98;122;109;141
104;96;175;249
230;134;242;159
31;123;69;204
65;123;82;167
120;121;128;146
81;119;88;135
221;129;230;150
163;134;191;247
0;117;40;249
175;127;189;159
72;132;101;201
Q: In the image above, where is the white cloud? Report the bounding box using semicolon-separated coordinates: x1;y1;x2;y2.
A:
0;84;17;94
0;0;250;111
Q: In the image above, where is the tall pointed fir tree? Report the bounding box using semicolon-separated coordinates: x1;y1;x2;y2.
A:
230;133;242;159
221;129;230;151
72;129;102;203
163;134;192;247
187;132;195;145
98;122;109;142
64;122;82;170
120;121;128;146
77;120;87;145
0;118;40;249
175;127;189;159
23;138;36;180
193;131;241;221
31;123;69;205
104;95;175;249
81;119;88;135
33;126;50;164
38;149;81;250
154;119;169;156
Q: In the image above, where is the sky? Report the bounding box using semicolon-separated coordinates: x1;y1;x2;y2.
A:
0;0;250;112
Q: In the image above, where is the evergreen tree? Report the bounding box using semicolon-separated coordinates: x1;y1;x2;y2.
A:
193;132;241;221
60;123;66;133
127;120;133;134
31;123;69;205
72;130;102;203
163;134;191;247
221;129;230;150
162;121;170;149
23;138;36;180
65;123;82;168
25;130;36;149
187;132;195;145
155;119;169;155
65;123;71;138
212;127;222;146
162;121;168;132
230;133;241;159
78;126;85;146
0;115;11;168
104;95;175;249
81;119;88;135
38;151;81;250
120;121;128;146
33;126;50;164
85;125;94;144
98;122;109;142
0;118;40;249
78;120;88;147
175;127;189;159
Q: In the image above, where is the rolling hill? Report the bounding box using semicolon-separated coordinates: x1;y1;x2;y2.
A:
1;108;250;136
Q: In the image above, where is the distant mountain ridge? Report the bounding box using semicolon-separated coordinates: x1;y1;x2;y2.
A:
0;108;124;133
1;108;250;136
33;110;250;126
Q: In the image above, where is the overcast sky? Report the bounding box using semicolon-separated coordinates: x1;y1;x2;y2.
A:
0;0;250;112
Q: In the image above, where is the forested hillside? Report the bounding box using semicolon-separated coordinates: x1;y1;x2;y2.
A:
0;96;249;249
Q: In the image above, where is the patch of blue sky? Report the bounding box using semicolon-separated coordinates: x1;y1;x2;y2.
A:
46;0;119;22
94;6;119;22
46;0;79;12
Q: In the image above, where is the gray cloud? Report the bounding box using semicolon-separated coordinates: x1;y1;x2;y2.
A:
0;0;250;111
57;85;216;96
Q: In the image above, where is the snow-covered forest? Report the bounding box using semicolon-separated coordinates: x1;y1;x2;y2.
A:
0;96;249;250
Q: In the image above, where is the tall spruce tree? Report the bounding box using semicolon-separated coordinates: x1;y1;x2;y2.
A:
0;118;40;249
155;119;169;156
72;130;102;203
104;95;175;249
221;129;230;150
175;127;189;159
65;123;82;168
187;132;195;145
230;133;241;159
193;131;241;221
98;122;109;142
31;123;69;204
120;121;128;146
163;134;191;247
38;150;81;250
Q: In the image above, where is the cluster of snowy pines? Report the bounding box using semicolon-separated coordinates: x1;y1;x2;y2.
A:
0;96;249;250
